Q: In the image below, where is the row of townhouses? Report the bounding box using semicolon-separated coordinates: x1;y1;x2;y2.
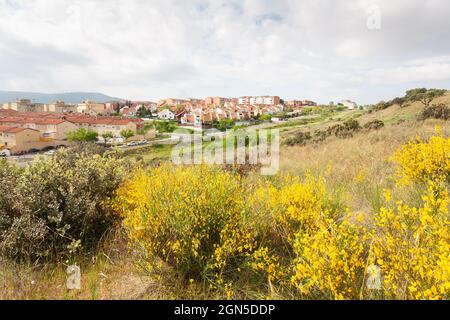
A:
152;96;317;126
0;109;146;154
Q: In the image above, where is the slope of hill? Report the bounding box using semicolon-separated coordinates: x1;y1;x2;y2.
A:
0;91;123;104
280;91;450;213
361;91;450;125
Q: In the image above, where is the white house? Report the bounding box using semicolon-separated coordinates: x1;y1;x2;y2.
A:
341;100;358;110
157;109;176;120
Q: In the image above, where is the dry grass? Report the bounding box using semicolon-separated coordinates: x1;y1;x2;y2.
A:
280;119;450;213
0;230;158;300
0;233;217;300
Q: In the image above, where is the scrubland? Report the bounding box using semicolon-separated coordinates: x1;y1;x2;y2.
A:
1;92;450;300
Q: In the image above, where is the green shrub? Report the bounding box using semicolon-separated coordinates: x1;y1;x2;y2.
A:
0;147;129;263
284;131;312;146
155;120;178;133
0;160;21;236
259;114;272;121
419;104;450;121
327;119;361;138
364;120;385;130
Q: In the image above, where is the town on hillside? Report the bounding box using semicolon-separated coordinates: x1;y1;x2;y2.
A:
0;95;361;156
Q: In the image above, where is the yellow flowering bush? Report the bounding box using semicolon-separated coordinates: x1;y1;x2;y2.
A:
392;131;450;184
251;174;341;247
249;174;352;294
111;131;450;300
371;181;450;300
292;218;369;300
113;164;257;295
370;132;450;300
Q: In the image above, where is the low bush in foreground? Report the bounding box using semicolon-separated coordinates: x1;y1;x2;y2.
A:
113;164;258;298
0;147;129;263
114;129;450;300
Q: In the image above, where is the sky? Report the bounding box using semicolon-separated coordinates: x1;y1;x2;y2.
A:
1;0;450;104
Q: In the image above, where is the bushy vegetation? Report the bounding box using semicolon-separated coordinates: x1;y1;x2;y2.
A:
67;128;99;142
112;130;450;299
419;104;450;121
259;114;272;121
405;88;447;107
154;120;178;133
0;147;129;263
112;164;257;298
375;88;447;110
363;120;385;131
215;119;235;132
285;119;370;147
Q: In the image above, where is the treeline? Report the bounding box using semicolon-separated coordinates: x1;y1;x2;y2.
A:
375;88;447;110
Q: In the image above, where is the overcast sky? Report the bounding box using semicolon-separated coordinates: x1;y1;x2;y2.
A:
1;0;450;104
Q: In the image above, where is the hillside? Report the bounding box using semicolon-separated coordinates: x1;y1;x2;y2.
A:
1;90;450;301
0;91;123;104
279;91;450;212
361;91;450;125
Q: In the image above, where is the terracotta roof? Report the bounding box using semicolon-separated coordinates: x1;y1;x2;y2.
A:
65;116;139;126
0;126;38;134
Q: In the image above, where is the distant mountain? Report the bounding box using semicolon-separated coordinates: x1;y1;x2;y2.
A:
0;91;123;104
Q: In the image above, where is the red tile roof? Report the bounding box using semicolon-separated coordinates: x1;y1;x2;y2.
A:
0;125;38;133
0;110;144;127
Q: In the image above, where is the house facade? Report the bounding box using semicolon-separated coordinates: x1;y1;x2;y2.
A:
0;126;44;154
158;109;176;120
77;101;109;114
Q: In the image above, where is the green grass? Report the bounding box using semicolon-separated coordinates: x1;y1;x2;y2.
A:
127;144;175;162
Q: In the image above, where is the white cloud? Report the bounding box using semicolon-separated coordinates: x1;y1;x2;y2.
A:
0;0;449;104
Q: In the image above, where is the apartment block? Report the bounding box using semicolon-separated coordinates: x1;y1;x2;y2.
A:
238;96;281;106
77;101;110;114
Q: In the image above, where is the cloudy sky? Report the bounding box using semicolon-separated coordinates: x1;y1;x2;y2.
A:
0;0;450;104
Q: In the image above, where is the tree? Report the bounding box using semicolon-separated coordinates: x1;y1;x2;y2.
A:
67;128;98;143
102;132;114;140
120;129;135;142
405;88;447;107
259;114;272;121
136;107;152;118
215;119;235;132
154;121;177;133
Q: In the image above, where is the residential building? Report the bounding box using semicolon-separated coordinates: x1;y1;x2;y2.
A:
238;97;251;105
286;101;304;109
0;126;45;154
302;100;317;106
77;101;109;114
158;98;188;107
205;97;230;107
239;96;281;106
43;101;77;113
66;115;144;137
1;99;46;112
157;109;176;120
341;100;358;110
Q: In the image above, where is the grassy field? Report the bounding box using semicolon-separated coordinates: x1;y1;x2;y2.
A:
1;92;449;300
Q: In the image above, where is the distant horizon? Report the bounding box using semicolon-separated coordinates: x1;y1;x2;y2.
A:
2;87;449;106
0;89;321;103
